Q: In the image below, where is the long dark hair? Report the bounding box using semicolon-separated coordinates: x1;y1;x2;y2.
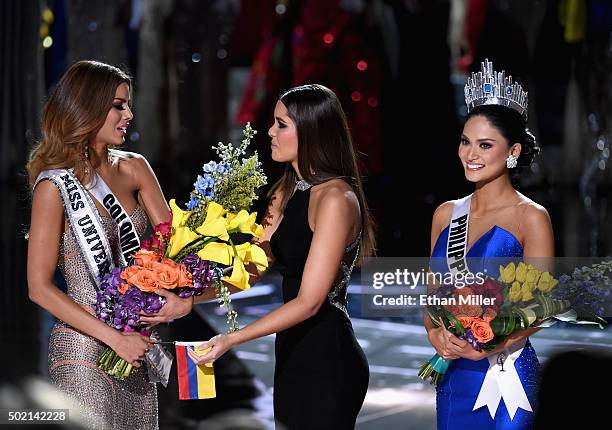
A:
269;84;376;262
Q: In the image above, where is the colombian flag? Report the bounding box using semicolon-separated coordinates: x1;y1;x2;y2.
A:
175;341;216;400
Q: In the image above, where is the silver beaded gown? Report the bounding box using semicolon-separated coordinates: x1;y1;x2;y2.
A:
47;204;158;429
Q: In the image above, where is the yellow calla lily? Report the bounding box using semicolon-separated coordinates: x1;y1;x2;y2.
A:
168;226;201;258
499;262;516;283
197;241;233;265
196;202;229;240
226;211;264;238
223;256;251;290
226;210;250;230
170;199;192;229
248;244;268;270
238;213;265;238
233;242;269;271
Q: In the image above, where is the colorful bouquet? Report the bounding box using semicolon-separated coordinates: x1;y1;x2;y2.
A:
419;261;610;385
94;123;268;380
94;247;215;378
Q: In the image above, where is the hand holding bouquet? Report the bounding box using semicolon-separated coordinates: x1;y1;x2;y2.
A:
419;261;610;385
94;123;268;380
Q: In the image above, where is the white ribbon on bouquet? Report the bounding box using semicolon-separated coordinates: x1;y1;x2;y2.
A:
473;338;532;420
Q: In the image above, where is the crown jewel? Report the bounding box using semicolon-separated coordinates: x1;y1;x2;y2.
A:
464;59;528;119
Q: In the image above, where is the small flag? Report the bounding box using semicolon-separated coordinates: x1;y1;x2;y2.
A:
175;341;216;400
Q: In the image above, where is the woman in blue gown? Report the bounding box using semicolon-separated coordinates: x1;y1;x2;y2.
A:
425;60;554;429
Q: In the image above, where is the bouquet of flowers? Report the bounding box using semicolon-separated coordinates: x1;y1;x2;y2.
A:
419;261;611;385
94;123;268;379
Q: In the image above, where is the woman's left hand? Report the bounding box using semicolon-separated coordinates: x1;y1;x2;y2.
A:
187;334;233;365
449;336;486;361
139;289;193;325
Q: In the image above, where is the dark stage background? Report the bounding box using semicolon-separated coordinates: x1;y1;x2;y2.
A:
1;1;611;428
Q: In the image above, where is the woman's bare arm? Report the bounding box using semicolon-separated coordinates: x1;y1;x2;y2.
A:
28;181;151;366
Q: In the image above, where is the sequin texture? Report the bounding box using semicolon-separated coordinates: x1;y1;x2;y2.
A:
48;204;158;430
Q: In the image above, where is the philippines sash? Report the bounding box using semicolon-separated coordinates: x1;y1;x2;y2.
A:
445;194;472;279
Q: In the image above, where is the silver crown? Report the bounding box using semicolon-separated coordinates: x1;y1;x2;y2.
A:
464;59;528;119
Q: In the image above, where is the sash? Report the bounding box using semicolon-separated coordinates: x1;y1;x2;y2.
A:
37;169;172;384
35;169;115;285
87;173;140;265
473;338;532;420
86;172;171;384
445;194;472;279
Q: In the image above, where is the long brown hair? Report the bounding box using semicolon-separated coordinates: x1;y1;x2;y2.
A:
268;84;376;262
27;60;131;186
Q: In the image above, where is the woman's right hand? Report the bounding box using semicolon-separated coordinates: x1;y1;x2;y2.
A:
427;327;465;360
109;332;154;367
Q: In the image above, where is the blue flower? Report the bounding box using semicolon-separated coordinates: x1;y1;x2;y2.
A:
186;196;199;210
217;163;228;175
195;175;213;192
203;161;218;173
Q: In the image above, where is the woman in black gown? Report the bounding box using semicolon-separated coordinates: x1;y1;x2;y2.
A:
189;84;375;429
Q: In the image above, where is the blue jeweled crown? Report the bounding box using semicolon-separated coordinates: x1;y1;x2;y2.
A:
464;59;528;119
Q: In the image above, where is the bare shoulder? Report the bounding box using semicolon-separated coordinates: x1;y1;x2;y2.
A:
112;150;157;190
312;179;358;214
32;179;62;208
31;179;64;228
517;194;552;230
112;150;150;174
432;200;454;225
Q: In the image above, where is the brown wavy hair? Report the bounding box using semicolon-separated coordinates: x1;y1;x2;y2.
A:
269;84;376;263
27;60;131;186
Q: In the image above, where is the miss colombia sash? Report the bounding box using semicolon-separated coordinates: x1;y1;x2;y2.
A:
87;172;140;265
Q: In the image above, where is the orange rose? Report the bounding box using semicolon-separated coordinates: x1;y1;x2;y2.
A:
130;268;158;292
161;258;181;269
178;266;193;287
456;316;474;329
483;308;497;322
120;266;142;285
134;249;161;268
151;261;180;290
471;318;494;343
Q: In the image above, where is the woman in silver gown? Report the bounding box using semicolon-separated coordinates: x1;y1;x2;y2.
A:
27;61;193;429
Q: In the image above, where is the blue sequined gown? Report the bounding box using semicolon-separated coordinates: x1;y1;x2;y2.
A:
431;225;539;430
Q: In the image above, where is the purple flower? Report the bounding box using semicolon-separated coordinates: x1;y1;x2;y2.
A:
460;330;483;351
180;253;215;297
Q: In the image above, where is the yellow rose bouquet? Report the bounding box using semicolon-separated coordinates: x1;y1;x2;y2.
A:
420;260;610;385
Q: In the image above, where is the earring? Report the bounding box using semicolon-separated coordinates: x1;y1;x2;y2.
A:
84;145;91;177
506;154;518;169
